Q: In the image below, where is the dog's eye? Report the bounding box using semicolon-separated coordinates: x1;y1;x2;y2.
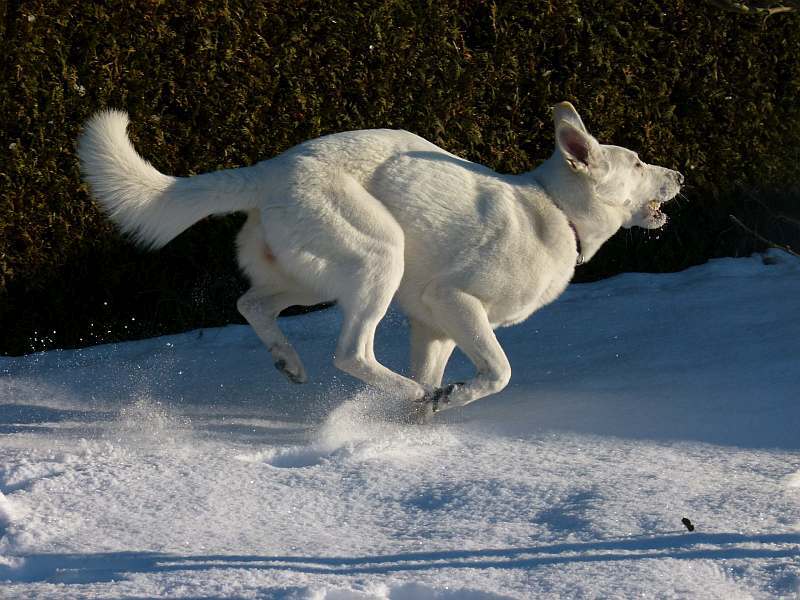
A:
634;161;643;169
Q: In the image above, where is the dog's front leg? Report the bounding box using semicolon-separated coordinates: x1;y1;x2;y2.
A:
420;286;511;414
409;318;456;388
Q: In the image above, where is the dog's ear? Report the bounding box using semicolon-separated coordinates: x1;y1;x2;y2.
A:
553;101;588;134
555;120;600;174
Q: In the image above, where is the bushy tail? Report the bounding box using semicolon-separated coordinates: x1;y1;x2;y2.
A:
78;110;261;248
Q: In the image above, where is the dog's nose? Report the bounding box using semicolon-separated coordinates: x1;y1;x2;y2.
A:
674;171;684;186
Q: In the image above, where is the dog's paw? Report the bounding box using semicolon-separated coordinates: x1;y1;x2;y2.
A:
273;359;306;384
269;343;307;384
410;382;464;423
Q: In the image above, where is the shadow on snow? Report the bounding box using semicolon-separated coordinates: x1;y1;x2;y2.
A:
3;532;798;585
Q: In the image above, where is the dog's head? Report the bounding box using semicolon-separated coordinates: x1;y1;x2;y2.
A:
547;102;683;232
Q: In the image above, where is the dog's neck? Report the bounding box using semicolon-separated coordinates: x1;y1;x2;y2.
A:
522;169;583;265
527;158;618;264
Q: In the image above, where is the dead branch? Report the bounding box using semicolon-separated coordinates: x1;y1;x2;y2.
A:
706;0;799;14
729;214;800;257
743;189;800;229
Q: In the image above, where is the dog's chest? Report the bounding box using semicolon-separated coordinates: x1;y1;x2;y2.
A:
486;254;574;327
470;205;576;328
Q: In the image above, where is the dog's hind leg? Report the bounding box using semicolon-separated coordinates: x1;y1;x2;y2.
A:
237;287;321;383
409;319;456;388
258;171;427;402
236;210;323;383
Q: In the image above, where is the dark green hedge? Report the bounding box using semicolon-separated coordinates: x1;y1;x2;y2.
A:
2;1;799;355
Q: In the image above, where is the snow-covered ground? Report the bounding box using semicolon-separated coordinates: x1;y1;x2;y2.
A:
1;251;799;599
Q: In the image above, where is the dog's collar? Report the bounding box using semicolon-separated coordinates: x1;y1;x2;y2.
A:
568;221;585;266
529;174;584;266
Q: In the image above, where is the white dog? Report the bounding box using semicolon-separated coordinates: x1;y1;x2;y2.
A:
79;102;682;421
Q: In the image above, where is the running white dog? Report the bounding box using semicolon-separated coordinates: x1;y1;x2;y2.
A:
79;102;682;421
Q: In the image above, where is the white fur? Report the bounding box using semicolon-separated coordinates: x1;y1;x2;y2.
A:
79;102;683;421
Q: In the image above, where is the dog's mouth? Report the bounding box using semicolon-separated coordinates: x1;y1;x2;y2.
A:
627;169;683;230
635;199;668;229
648;199;667;225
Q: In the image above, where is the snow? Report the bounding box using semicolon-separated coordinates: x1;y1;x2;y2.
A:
1;251;799;599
